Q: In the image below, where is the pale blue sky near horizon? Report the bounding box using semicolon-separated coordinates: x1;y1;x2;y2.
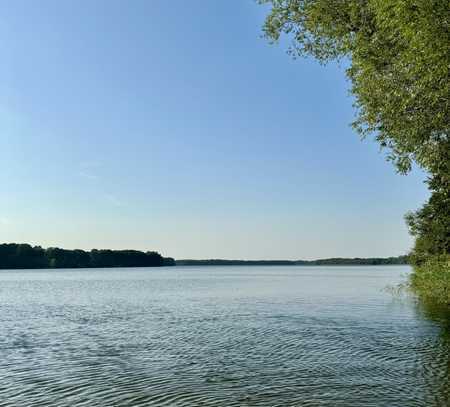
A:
0;0;429;260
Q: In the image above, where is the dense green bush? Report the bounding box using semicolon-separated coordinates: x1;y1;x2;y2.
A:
410;255;450;305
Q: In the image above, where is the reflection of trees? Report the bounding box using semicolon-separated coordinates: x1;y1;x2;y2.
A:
414;299;450;406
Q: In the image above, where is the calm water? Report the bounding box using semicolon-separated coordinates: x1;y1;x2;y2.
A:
0;266;449;406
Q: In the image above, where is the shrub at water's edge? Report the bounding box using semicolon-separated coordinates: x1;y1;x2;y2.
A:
409;255;450;306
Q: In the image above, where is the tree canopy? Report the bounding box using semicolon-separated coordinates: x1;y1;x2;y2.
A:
260;0;449;175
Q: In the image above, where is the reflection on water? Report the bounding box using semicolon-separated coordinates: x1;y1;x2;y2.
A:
413;298;450;406
0;266;448;406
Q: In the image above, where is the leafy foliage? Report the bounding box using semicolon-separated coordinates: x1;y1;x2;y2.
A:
406;178;450;263
260;0;449;174
409;254;450;305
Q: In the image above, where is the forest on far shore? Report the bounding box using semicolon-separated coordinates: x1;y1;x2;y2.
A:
0;243;408;270
176;256;408;266
0;243;175;269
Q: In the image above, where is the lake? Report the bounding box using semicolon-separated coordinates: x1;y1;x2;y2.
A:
0;266;449;406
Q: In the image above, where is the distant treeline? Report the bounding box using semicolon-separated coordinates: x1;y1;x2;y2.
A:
0;243;408;269
176;256;409;266
0;243;175;269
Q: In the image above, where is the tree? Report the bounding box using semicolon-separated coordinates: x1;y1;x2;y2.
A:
260;0;449;263
260;0;449;174
405;176;450;263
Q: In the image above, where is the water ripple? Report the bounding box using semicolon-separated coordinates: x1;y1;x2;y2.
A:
0;266;448;406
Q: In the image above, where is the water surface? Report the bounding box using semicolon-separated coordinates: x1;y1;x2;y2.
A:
0;266;449;406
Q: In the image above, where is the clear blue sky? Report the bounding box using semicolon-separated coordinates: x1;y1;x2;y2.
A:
0;0;428;259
